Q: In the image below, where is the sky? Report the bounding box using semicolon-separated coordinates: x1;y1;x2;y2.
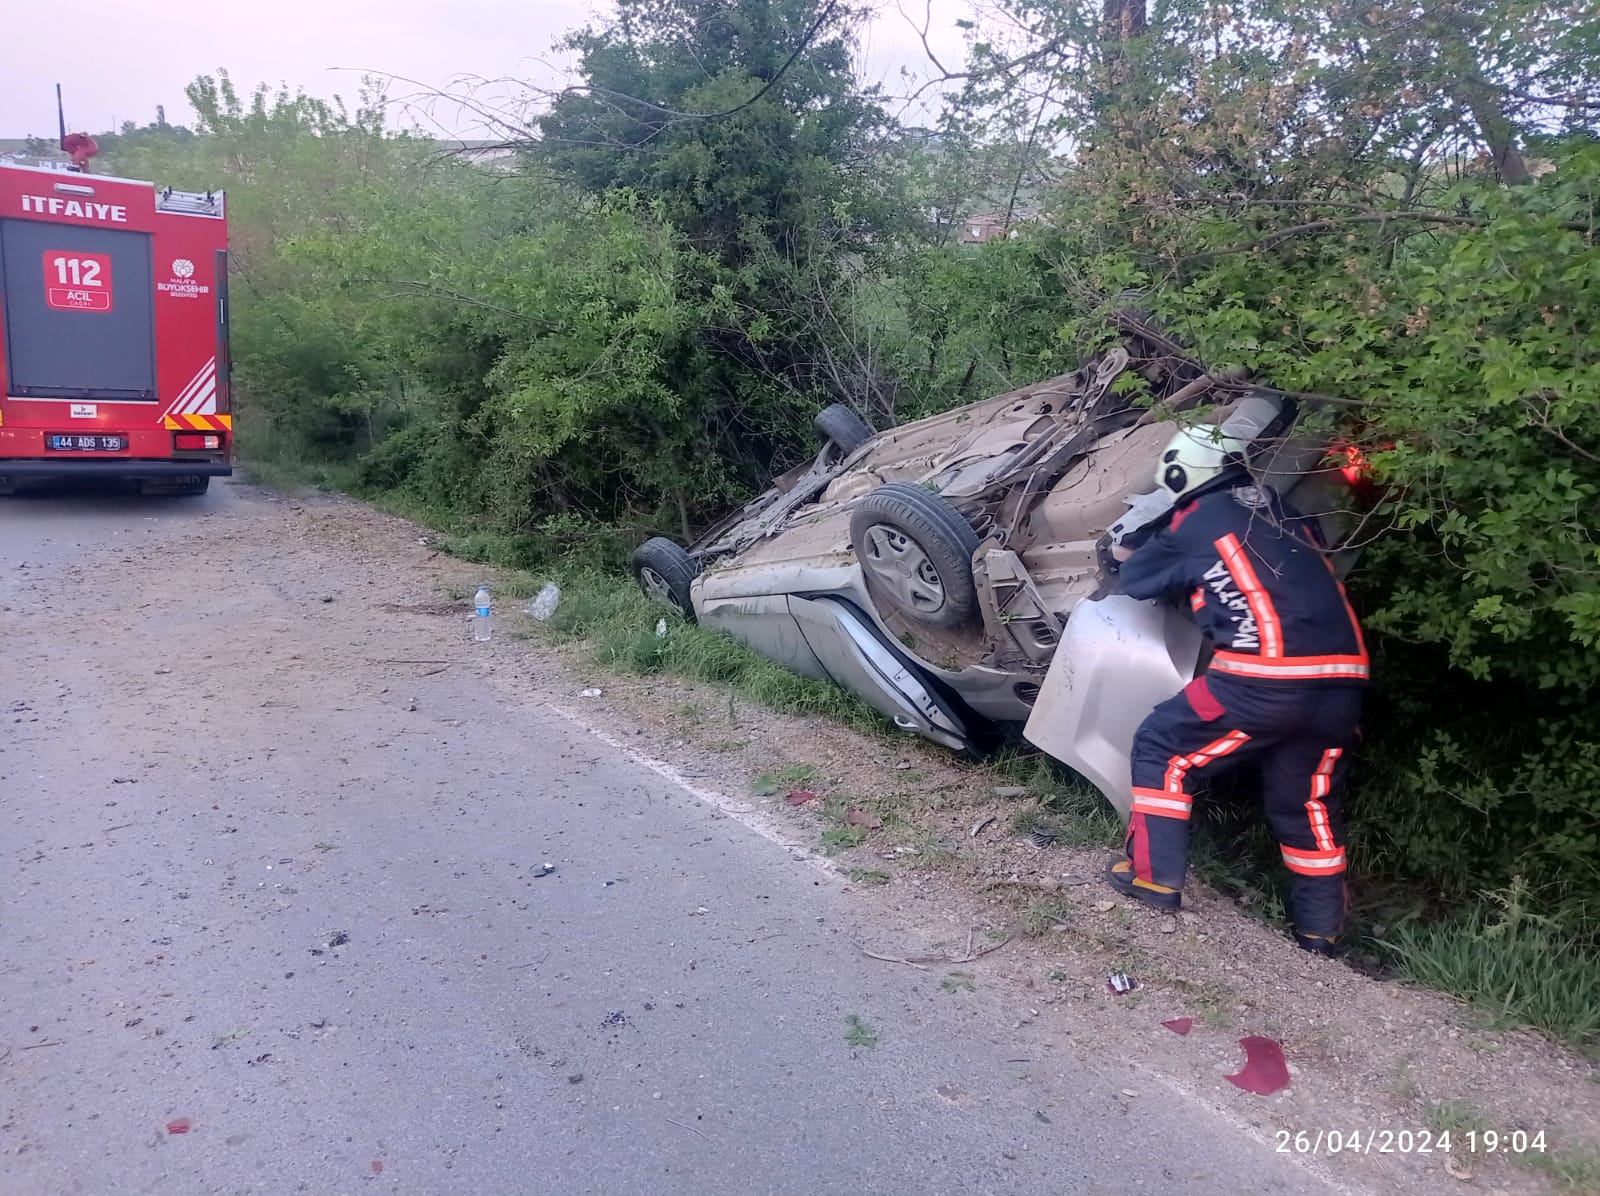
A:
3;0;979;140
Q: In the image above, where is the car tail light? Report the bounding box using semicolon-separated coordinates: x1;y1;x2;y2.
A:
1337;444;1373;487
175;432;222;450
1328;440;1389;495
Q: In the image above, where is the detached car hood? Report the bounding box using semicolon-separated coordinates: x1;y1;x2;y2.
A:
1021;594;1206;820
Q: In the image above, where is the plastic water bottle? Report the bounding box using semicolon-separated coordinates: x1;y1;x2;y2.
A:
473;585;492;641
527;581;561;621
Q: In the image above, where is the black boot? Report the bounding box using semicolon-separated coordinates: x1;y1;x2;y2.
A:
1105;857;1182;912
1292;930;1344;958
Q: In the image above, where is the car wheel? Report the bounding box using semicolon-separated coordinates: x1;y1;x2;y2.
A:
631;537;699;622
814;403;873;455
850;483;981;629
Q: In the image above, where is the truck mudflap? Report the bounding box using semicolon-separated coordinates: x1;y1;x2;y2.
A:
1022;595;1205;821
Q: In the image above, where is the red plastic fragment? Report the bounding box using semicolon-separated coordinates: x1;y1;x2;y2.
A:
1162;1017;1193;1036
1225;1036;1291;1095
370;1160;384;1174
166;1117;191;1134
785;790;817;806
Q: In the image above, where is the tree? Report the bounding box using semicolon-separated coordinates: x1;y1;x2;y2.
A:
521;0;904;500
534;0;887;263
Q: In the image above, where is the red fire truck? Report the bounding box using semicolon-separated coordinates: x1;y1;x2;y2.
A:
0;154;232;495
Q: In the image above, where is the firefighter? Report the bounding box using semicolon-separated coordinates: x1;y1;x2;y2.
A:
1103;424;1368;957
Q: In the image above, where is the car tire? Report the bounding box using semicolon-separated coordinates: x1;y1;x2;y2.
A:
631;537;699;622
814;403;873;455
850;483;981;629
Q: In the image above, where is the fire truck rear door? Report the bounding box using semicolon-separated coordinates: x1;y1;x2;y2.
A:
0;218;156;401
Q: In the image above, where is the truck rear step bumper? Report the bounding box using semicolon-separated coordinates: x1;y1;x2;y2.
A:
0;459;232;478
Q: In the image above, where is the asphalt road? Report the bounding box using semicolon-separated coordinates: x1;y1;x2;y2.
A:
0;479;1346;1196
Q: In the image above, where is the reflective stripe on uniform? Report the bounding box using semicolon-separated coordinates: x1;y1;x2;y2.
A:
1161;730;1250;798
1217;533;1284;658
1282;844;1347;874
1210;651;1370;680
1132;786;1193;820
1306;748;1341;851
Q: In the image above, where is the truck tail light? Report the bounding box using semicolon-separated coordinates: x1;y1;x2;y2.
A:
175;432;222;450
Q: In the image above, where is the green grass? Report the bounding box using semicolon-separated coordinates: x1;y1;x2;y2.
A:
820;825;868;854
1387;1058;1420;1105
844;1015;878;1048
1007;796;1121;849
1019;898;1076;937
1520;1148;1600;1192
1425;1099;1491;1136
847;868;890;886
1381;883;1600;1049
752;763;818;796
239;455;361;494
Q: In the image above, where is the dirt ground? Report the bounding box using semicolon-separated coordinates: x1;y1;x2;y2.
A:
72;480;1600;1193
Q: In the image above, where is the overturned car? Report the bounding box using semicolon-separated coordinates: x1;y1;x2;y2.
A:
630;314;1362;818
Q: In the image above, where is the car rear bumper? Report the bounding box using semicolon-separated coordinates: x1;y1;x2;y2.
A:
0;458;232;478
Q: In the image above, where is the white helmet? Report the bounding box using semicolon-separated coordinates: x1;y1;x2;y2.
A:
1155;424;1248;500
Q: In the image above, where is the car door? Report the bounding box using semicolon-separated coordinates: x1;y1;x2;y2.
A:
786;595;970;751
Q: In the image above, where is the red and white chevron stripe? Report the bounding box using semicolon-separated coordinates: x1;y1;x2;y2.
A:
164;356;218;417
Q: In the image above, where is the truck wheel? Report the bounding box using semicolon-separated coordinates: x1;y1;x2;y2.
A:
814;403;873;455
850;483;980;629
631;537;699;622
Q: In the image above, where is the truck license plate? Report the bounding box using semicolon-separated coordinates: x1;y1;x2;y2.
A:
48;434;128;452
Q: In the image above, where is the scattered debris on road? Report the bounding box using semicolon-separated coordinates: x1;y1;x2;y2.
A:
1225;1036;1291;1095
525;582;561;621
785;789;817;806
165;1117;191;1135
1107;973;1138;996
1162;1018;1194;1036
211;1026;252;1049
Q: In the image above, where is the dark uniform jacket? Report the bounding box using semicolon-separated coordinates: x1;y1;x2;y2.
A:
1117;473;1368;685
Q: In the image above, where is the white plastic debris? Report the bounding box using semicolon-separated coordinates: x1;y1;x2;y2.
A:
526;582;561;621
655;618;668;638
580;687;604;698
